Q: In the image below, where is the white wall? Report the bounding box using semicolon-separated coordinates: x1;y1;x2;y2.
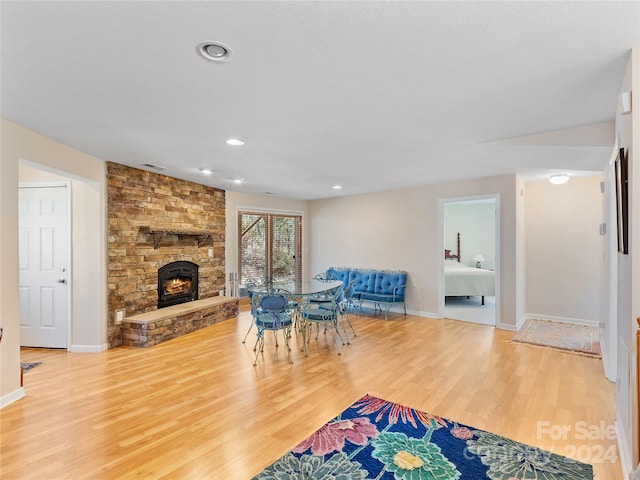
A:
444;201;496;269
308;175;521;329
515;175;527;325
1;119;108;407
524;176;604;324
615;49;639;477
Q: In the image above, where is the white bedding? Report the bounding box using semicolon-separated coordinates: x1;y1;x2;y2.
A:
444;261;495;296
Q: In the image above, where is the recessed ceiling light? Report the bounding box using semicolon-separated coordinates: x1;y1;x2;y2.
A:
200;168;213;175
233;178;245;184
332;185;343;190
549;174;570;185
197;41;232;63
226;138;245;146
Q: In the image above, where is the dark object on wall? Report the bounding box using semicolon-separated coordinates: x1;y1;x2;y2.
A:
615;147;629;254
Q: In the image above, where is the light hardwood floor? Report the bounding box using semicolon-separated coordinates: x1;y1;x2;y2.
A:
1;310;620;479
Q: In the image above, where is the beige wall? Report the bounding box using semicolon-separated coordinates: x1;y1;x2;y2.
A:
1;119;108;407
525;176;604;324
308;175;521;329
1;121;21;405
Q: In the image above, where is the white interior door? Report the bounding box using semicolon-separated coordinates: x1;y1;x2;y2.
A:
19;186;69;348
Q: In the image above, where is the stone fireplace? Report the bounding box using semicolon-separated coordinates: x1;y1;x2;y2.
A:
158;261;199;308
107;162;229;348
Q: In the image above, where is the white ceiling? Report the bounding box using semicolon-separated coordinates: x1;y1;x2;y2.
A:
2;1;638;199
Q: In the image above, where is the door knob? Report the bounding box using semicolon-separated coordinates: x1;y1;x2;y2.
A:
57;278;67;284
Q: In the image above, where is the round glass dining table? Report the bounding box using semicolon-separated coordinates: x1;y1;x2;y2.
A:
246;279;342;297
267;279;343;296
245;279;344;358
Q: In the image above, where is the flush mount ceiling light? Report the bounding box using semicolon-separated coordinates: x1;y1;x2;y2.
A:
226;138;244;146
197;41;232;63
549;174;570;185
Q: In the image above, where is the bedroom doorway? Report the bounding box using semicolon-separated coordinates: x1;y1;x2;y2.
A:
441;196;498;326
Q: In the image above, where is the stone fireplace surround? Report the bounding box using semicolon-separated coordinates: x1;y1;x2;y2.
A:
107;163;235;348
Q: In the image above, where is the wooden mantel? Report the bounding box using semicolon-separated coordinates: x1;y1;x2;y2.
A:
139;226;216;249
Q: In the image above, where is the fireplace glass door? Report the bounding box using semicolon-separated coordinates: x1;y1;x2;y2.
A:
158;261;199;308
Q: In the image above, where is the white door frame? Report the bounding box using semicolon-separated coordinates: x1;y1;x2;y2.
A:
438;194;501;326
18;182;72;349
602;144;619;382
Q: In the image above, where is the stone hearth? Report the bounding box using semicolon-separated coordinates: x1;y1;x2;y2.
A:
123;297;238;347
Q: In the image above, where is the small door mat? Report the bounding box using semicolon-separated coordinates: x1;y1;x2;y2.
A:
20;362;42;373
512;319;601;357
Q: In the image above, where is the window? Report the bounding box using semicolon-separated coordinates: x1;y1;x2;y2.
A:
238;211;302;290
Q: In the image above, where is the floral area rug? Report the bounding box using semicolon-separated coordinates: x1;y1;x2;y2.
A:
512;319;601;358
253;394;593;479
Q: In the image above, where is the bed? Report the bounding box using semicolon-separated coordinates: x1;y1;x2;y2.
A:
444;233;495;304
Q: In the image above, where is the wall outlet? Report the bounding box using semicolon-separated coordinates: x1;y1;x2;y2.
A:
115;309;125;324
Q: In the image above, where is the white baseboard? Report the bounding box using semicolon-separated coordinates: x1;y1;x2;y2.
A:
0;387;25;409
69;343;108;353
600;337;616;382
410;309;440;319
522;313;601;328
496;322;517;332
616;416;633;479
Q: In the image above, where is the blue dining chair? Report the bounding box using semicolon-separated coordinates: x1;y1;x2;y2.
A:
251;291;294;366
300;285;344;356
241;279;259;344
338;280;357;341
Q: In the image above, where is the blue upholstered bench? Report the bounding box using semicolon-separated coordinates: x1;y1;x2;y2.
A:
325;267;407;320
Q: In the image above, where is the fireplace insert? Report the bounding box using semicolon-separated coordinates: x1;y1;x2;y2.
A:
158;261;199;308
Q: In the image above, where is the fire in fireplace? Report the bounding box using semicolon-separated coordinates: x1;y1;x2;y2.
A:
158;261;199;308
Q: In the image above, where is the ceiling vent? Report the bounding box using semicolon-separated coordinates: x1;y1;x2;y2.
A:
141;163;168;171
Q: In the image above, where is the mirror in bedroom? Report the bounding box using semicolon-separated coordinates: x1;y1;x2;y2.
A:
442;196;498;326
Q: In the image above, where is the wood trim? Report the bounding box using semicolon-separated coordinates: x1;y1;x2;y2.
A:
139;227;217;249
444;232;461;262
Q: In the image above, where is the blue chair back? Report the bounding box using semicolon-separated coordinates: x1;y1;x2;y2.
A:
259;293;288;312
